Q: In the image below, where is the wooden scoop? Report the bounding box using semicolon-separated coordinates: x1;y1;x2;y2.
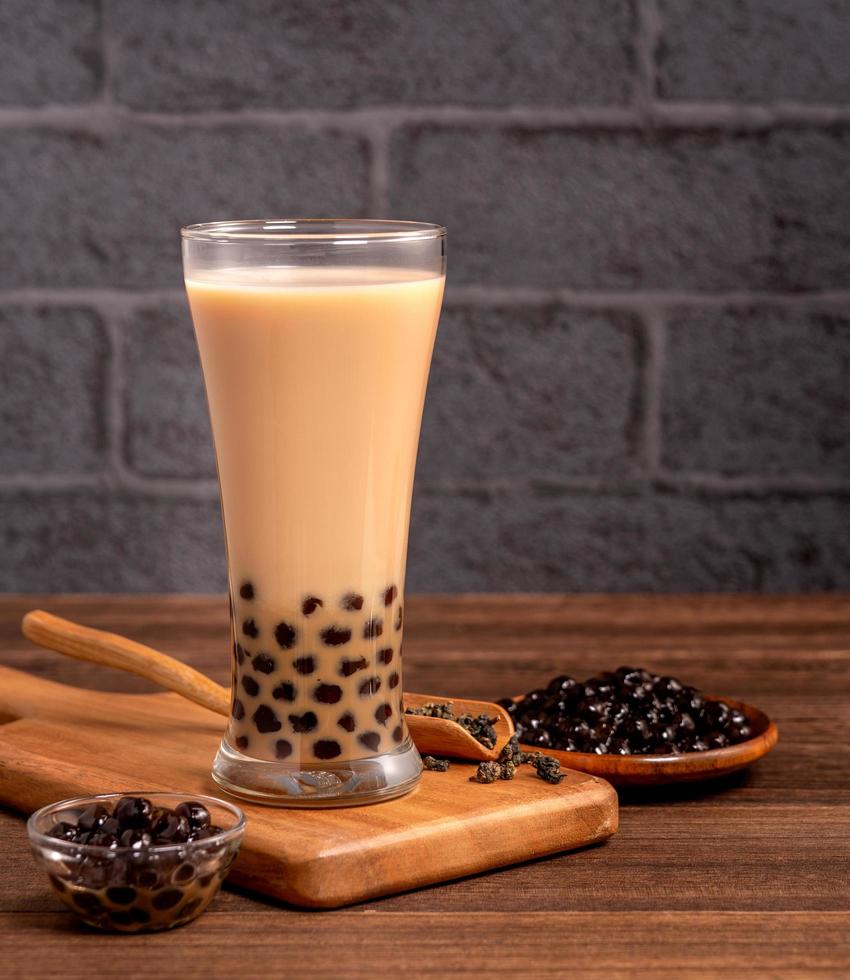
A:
21;610;512;762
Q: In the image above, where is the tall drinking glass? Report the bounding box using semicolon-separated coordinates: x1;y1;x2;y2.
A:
182;219;445;806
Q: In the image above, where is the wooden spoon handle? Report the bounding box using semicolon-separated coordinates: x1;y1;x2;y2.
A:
21;610;230;717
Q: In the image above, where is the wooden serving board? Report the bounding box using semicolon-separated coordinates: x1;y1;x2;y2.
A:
0;665;617;909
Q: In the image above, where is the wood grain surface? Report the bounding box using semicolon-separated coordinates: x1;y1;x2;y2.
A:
1;594;849;978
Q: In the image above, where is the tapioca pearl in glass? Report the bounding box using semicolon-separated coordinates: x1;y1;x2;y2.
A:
234;735;249;751
301;595;323;615
382;585;397;606
288;711;318;733
232;698;245;721
340;593;364;611
314;683;342;704
242;619;259;639
252;653;276;674
377;648;393;665
358;731;381;752
272;681;297;702
395;606;403;631
252;704;282;734
359;676;381;697
363;618;383;640
274;739;293;759
313;739;342;760
274;622;297;649
293;655;316;675
339;656;368;676
239;582;255;600
388;672;400;689
392;725;404;743
337;711;356;732
241;675;259;697
374;703;393;726
321;625;352;646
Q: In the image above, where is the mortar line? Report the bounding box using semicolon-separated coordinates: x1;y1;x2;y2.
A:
366;124;392;216
635;307;666;475
0;101;848;132
634;0;662;122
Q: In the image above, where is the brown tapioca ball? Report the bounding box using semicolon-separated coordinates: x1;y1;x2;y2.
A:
252;653;276;674
242;618;259;639
252;704;282;733
392;725;404;743
302;595;323;615
359;676;381;697
313;739;342;760
152;888;184;911
339;656;368;676
235;643;247;665
314;683;342;704
234;735;249;751
337;712;356;732
289;711;318;733
232;698;245;720
239;582;254;600
375;703;393;726
377;648;393;665
363;618;383;639
341;592;364;611
274;622;297;649
293;655;316;675
388;672;400;689
272;681;297;701
321;625;352;646
383;585;398;606
359;731;381;752
395;606;403;631
275;739;293;759
241;675;259;697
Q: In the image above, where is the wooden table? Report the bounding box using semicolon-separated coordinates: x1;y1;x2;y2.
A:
1;594;849;978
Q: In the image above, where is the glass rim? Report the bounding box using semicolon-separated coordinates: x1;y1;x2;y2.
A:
181;218;446;244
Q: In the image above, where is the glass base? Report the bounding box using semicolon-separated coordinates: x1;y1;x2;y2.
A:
211;737;423;808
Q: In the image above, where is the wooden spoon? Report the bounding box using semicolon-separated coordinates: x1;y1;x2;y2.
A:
21;610;512;762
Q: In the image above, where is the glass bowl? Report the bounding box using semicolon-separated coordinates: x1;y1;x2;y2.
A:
27;792;245;932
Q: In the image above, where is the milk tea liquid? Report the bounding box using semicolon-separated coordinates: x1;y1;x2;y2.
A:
186;267;444;764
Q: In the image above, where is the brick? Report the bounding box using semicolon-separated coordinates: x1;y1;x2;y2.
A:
390;126;850;291
418;305;641;483
108;0;635;110
662;306;850;478
657;0;850;103
0;491;225;591
0;127;368;288
0;0;101;106
124;303;214;478
0;307;108;475
407;488;850;592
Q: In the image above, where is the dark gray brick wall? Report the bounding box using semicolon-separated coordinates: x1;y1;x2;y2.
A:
657;0;850;103
109;0;636;110
1;0;849;594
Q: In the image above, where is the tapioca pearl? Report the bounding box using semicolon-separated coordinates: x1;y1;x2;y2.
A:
339;656;368;676
359;676;381;697
395;606;403;631
234;735;249;751
358;731;381;752
274;622;297;649
173;863;196;884
239;581;255;600
252;653;276;674
235;643;247;665
314;683;342;704
377;648;394;665
242;675;259;697
103;886;136;906
313;739;342;760
388;672;400;689
180;897;203;920
341;592;364;611
152;888;184;911
272;681;297;702
252;704;282;733
374;703;393;726
289;711;318;733
242;618;259;639
275;739;293;759
293;655;316;674
363;618;383;639
321;625;352;646
383;585;398;606
392;724;404;743
232;698;245;720
337;711;356;732
301;595;323;616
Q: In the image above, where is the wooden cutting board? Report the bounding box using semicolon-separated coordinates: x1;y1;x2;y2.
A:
0;665;617;909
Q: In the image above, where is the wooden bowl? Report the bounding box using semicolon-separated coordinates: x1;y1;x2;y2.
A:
516;696;778;787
